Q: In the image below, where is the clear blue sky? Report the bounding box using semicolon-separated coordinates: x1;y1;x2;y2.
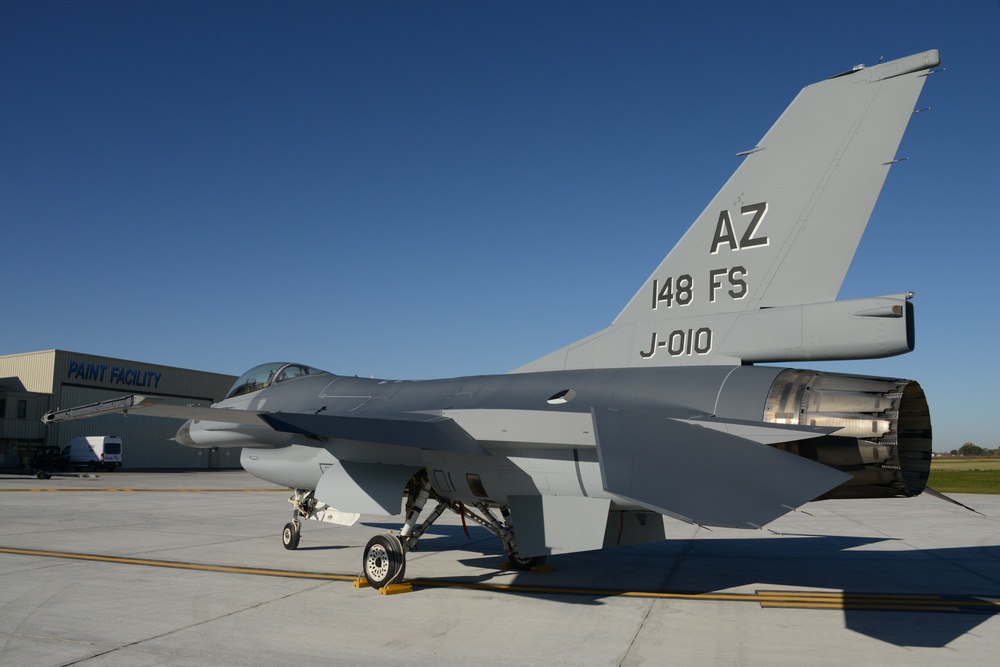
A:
2;1;998;452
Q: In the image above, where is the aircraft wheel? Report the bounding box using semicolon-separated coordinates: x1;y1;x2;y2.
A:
282;522;301;550
505;551;547;571
363;534;405;588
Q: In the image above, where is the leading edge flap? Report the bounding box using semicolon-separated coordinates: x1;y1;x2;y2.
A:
592;408;850;528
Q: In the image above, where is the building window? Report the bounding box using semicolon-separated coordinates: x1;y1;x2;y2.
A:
17;400;27;419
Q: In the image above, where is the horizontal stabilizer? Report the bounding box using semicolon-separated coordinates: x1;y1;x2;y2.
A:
675;417;835;445
259;412;491;456
593;408;851;528
923;486;986;517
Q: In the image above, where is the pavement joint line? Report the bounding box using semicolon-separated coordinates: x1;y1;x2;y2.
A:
2;546;998;613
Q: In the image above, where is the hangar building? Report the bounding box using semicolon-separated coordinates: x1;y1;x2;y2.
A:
0;350;238;470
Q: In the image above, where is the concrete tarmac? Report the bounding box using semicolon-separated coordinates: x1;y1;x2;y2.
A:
1;470;998;666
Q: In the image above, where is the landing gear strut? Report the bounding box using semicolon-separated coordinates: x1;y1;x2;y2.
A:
280;489;364;550
459;503;547;572
359;472;545;589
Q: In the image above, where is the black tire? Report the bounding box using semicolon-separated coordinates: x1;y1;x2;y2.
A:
87;462;96;472
35;471;47;480
505;551;547;571
281;522;300;550
363;534;405;588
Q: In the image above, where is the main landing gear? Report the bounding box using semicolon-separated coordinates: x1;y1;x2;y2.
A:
359;472;546;589
362;533;406;588
278;473;546;590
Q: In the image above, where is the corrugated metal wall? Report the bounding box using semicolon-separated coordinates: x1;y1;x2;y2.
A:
2;350;241;469
0;350;57;394
56;386;211;468
50;350;233;404
0;397;48;440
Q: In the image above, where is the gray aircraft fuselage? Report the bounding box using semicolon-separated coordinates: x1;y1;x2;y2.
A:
179;362;929;522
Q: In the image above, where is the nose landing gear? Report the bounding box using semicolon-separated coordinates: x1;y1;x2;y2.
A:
281;521;301;550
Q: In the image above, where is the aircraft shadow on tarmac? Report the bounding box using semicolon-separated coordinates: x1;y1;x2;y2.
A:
363;522;1000;648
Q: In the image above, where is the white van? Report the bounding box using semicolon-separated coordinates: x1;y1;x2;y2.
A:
62;436;123;472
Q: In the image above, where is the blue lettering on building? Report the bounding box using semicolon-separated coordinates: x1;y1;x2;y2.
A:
67;361;162;389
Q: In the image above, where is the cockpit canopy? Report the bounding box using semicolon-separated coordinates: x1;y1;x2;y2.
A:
225;362;331;399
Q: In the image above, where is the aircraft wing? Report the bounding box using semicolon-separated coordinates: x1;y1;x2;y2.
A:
41;394;267;425
592;408;852;528
41;394;489;456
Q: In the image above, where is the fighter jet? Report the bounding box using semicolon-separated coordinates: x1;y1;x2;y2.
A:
44;50;939;590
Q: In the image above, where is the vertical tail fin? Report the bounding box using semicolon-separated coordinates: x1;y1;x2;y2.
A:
518;50;939;372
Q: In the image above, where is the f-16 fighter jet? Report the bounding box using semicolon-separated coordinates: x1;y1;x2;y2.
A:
45;50;939;590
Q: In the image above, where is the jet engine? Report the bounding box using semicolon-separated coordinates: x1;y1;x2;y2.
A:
763;369;932;499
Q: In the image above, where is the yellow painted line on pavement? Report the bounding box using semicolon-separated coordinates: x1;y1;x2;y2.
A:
0;488;285;492
754;589;1000;612
0;547;355;582
2;546;997;613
